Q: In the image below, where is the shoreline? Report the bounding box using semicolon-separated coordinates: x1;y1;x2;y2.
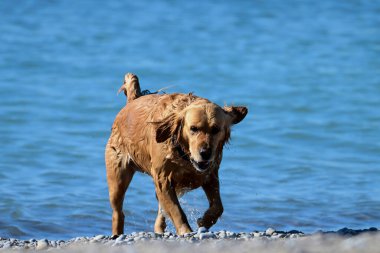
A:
0;227;379;252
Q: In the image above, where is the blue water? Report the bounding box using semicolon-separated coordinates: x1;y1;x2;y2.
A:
1;1;380;240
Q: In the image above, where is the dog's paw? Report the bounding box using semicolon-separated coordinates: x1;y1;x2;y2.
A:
110;234;119;240
197;218;205;228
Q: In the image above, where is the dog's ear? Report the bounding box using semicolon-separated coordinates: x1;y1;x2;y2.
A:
223;106;248;124
155;114;183;143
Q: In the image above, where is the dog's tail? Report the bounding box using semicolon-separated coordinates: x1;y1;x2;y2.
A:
117;73;173;103
117;73;142;103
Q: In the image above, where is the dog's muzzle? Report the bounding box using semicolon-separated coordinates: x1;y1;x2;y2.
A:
190;159;211;173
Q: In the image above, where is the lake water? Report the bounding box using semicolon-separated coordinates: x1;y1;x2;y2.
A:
0;0;379;240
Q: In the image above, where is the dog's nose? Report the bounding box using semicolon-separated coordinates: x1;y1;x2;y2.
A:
200;147;212;160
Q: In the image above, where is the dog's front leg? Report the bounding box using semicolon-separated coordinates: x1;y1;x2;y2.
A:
154;174;192;235
197;171;224;229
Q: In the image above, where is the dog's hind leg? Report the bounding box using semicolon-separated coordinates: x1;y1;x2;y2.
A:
106;142;135;237
153;173;192;235
154;201;166;234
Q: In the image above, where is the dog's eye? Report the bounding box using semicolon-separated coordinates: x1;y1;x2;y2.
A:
190;126;198;133
211;126;220;135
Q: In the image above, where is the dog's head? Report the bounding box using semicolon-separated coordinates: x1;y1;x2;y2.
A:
156;102;248;173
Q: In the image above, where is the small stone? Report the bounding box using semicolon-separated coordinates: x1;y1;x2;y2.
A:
36;239;49;250
368;227;378;232
240;233;252;239
74;237;82;242
266;228;276;236
3;242;11;249
198;227;208;234
219;233;227;239
200;232;216;240
115;234;126;242
227;232;237;238
288;230;303;234
183;233;192;238
93;235;106;241
218;231;225;235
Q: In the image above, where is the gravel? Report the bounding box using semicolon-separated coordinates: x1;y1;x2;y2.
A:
265;227;276;236
0;227;378;252
36;239;49;250
197;227;208;234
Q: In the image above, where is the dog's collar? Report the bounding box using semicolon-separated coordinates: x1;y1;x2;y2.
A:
171;136;190;162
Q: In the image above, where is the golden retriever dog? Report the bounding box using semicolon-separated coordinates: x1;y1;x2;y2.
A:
105;73;248;236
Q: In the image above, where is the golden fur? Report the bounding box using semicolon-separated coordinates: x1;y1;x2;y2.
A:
105;73;248;236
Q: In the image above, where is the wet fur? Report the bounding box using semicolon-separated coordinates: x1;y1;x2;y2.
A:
106;73;248;236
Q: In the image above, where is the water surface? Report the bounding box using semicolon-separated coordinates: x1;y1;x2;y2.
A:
0;0;379;240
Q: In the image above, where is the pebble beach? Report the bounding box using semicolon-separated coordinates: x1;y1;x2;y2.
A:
1;227;378;252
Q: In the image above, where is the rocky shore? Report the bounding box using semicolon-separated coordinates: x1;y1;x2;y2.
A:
0;227;378;252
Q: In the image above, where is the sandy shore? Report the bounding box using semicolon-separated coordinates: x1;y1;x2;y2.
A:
0;228;378;252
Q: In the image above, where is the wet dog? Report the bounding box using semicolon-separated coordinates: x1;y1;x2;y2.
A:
105;73;247;236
